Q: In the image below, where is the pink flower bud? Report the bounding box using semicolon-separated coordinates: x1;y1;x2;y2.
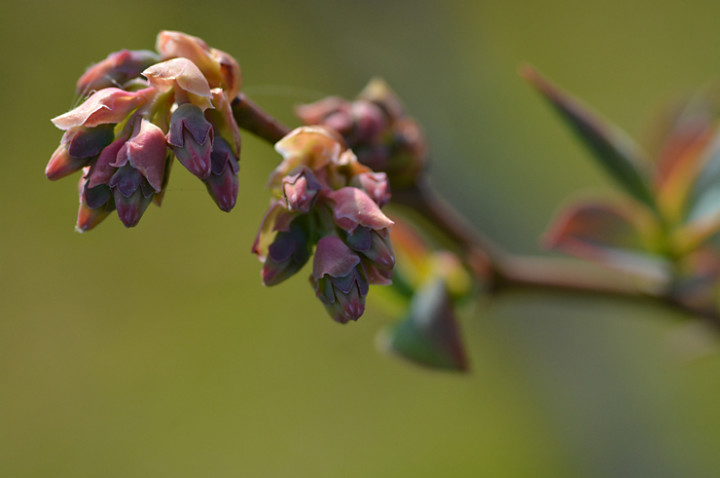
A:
312;236;369;323
51;87;156;130
156;31;242;99
351;171;391;207
167;103;214;179
112;119;168;192
46;145;87;180
270;126;344;187
326;187;394;233
143;58;213;110
76;49;159;96
204;137;239;212
282;167;323;213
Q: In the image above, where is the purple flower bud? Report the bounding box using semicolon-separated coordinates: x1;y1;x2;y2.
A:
51;87;156;130
65;124;115;159
76;172;115;233
312;236;369;323
112;118;168;192
282;167;323;213
262;216;311;286
76;49;160;96
45;125;115;180
326;187;394;233
350;171;391;207
204;136;239;212
143;58;213;110
345;226;395;271
167;103;214;179
113;184;154;228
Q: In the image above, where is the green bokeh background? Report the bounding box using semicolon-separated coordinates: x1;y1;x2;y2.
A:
3;0;720;476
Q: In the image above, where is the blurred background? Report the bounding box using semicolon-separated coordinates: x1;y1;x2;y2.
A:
3;0;720;476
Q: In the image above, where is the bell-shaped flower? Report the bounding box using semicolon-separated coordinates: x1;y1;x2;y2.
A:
76;49;160;96
143;58;213;110
281;167;323;213
326;187;394;234
52;87;157;130
167;103;214;179
104;118;168;227
204;137;239;212
156;31;242;99
312;236;369;323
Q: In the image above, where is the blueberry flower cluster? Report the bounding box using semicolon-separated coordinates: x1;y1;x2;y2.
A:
46;31;242;231
296;79;427;189
253;126;395;323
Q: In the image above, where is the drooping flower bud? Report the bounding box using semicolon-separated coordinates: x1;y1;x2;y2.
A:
105;118;168;227
76;49;160;96
261;215;312;286
345;226;395;280
76;170;115;233
326;187;394;234
205;136;239;212
51;87;156;130
312;236;369;323
167;103;214;179
281;167;323;213
46;125;115;180
108;166;154;227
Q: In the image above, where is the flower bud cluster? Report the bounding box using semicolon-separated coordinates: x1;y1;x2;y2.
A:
47;31;242;231
296;79;427;189
253;127;395;323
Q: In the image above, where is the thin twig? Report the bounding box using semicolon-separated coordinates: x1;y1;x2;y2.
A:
231;93;291;144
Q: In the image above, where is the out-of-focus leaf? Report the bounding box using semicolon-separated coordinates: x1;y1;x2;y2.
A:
686;133;720;223
544;199;668;280
522;65;656;210
652;93;720;224
389;218;434;288
670;248;720;316
379;278;468;372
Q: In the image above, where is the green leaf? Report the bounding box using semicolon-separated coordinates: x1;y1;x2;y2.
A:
379;278;468;372
522;65;656;210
